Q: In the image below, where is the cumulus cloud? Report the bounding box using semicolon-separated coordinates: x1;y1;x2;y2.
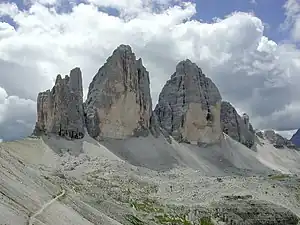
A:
0;0;299;141
282;0;300;42
0;87;36;141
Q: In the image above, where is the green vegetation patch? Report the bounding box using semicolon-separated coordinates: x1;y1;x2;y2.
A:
130;198;164;213
199;217;214;225
128;198;214;225
154;213;192;225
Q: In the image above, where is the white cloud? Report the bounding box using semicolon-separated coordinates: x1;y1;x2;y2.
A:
277;129;297;139
0;86;36;140
0;2;19;17
86;0;183;17
0;0;300;140
282;0;300;42
23;0;58;6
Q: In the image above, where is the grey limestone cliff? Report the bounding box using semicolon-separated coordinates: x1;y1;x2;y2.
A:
221;101;255;148
33;68;85;139
263;130;296;149
84;45;152;140
154;59;222;145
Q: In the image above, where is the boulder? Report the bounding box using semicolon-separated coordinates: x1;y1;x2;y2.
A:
33;68;85;139
154;59;222;145
221;101;255;148
84;45;152;139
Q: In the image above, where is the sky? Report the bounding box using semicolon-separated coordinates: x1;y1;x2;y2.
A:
0;0;300;141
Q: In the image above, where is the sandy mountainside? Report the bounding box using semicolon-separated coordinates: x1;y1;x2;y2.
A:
1;133;300;225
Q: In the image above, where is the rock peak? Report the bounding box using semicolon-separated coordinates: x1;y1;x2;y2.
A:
178;59;193;65
155;60;222;145
221;101;255;148
114;44;133;54
85;45;152;139
33;67;85;139
172;59;203;79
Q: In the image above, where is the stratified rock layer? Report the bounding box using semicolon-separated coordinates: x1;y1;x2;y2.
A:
154;59;222;145
85;45;152;139
221;101;255;148
33;68;85;139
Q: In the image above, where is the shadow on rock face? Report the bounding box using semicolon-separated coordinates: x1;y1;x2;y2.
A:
41;134;84;157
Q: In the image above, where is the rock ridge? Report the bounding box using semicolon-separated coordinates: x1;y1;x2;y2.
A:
32;44;268;149
257;130;296;149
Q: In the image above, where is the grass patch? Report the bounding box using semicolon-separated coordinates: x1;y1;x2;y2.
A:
154;213;192;225
199;217;214;225
129;199;214;225
130;198;164;213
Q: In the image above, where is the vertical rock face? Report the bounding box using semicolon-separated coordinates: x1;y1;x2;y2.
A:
85;45;152;139
33;68;85;139
154;59;222;145
220;101;255;148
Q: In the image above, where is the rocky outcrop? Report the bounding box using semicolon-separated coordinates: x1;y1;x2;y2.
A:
291;129;300;147
221;101;255;148
261;130;296;149
154;59;222;145
33;68;85;139
84;45;152;140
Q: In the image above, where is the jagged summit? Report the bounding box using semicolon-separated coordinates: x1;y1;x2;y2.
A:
84;44;152;140
114;44;132;52
154;59;222;145
31;44;291;152
221;101;255;149
256;129;296;149
33;67;85;139
171;59;203;79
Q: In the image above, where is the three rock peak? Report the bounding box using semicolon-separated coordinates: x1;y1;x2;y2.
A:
33;44;255;148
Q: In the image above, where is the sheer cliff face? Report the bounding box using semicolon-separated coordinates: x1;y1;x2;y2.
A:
33;68;85;139
154;59;222;145
84;45;152;140
221;101;255;149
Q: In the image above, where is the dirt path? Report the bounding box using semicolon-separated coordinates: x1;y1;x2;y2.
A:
28;190;66;225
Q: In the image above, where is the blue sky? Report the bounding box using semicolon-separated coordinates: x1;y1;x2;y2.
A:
194;0;288;43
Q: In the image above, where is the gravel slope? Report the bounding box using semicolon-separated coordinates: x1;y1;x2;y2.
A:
1;134;300;224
